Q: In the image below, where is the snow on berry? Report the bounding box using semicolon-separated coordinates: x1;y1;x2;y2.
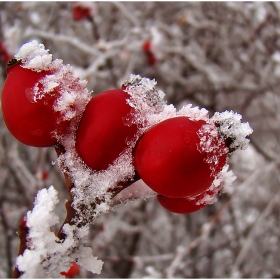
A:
2;40;90;147
15;40;90;136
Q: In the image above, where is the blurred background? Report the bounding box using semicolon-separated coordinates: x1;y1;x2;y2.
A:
0;2;280;278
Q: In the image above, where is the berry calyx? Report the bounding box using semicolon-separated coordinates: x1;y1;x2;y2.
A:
1;62;69;147
134;116;228;198
157;195;205;214
75;89;138;171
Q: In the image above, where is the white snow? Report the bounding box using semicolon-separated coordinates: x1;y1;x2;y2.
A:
211;110;253;152
16;186;103;278
15;40;62;72
15;40;91;140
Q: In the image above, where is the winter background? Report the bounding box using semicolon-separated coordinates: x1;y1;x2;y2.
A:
0;1;279;278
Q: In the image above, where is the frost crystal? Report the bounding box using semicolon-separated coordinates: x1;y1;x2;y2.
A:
16;186;103;278
15;40;62;72
211;110;253;152
197;122;229;175
188;164;237;206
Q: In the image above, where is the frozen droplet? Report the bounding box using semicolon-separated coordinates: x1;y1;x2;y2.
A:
51;161;56;166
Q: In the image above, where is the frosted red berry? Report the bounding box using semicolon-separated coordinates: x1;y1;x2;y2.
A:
1;62;68;147
75;89;138;171
157;195;205;214
134;116;227;198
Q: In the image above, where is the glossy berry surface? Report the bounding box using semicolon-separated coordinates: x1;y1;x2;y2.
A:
157;195;205;214
1;63;65;147
134;116;227;198
76;89;138;171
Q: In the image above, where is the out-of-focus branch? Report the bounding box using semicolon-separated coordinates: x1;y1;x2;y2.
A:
23;29;99;56
229;189;280;278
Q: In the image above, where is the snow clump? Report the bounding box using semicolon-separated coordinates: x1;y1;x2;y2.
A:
16;186;103;278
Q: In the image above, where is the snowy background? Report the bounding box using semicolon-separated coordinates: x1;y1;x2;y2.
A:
0;2;279;278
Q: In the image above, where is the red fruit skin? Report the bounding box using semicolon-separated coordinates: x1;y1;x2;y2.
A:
72;5;91;21
157;195;205;214
1;64;65;147
60;262;80;278
142;40;151;52
134;116;227;198
75;89;138;171
142;40;157;66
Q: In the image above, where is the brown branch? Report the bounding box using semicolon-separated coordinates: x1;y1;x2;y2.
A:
11;217;29;278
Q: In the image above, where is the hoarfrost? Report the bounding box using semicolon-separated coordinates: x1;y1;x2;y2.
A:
211;110;253;152
15;40;91;140
15;40;62;72
16;186;103;278
190;164;237;206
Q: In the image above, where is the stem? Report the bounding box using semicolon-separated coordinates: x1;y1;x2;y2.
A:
11;144;140;278
54;144;78;241
11;217;29;278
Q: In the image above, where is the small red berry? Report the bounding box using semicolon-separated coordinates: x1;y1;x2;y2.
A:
142;40;152;52
157;195;205;214
134;116;227;198
142;40;157;66
72;4;91;21
1;63;68;147
75;89;138;171
60;262;80;278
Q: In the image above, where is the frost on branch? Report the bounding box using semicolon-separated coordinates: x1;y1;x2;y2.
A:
16;186;103;278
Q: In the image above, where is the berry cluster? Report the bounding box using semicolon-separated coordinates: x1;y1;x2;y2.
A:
1;41;253;219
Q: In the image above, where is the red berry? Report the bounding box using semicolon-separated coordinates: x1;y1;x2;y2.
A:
60;262;80;278
146;53;157;66
142;40;152;52
72;5;91;21
134;116;227;198
75;89;138;171
142;40;157;66
1;63;68;147
157;195;205;214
